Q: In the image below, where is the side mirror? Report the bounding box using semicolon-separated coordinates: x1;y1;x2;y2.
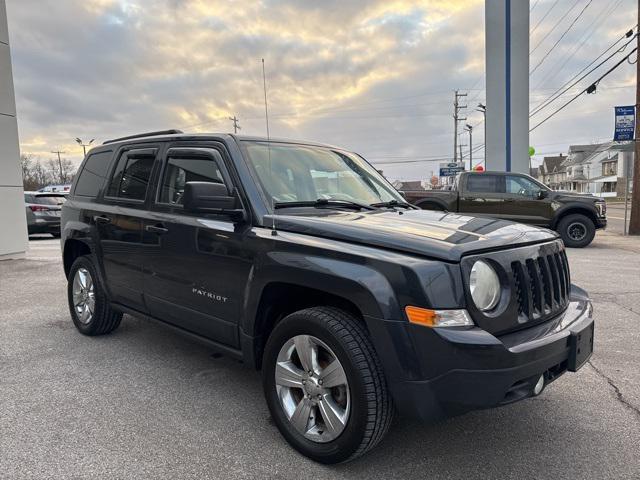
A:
537;190;548;200
183;181;244;219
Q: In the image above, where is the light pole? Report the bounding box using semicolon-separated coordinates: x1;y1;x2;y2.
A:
476;103;486;167
75;138;95;157
465;124;473;171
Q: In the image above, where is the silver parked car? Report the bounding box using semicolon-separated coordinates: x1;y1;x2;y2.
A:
24;191;66;237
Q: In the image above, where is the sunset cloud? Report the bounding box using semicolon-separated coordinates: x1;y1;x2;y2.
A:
6;0;637;180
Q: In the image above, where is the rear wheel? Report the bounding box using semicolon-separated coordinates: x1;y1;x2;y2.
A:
262;307;393;464
67;255;122;335
557;214;595;248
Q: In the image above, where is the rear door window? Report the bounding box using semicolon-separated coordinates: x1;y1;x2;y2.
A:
466;174;503;193
107;150;157;201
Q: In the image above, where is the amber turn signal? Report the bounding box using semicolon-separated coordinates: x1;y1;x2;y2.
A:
405;306;438;327
405;306;474;328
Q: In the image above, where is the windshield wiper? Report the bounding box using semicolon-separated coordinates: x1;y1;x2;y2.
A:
274;199;378;211
370;199;415;209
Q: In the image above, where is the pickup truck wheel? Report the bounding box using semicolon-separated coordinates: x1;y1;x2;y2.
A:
262;306;393;464
67;255;122;335
557;214;595;248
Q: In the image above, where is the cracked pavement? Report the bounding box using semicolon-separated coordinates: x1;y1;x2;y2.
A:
1;233;639;479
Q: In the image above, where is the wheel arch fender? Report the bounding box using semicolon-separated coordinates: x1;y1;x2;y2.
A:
62;225;110;299
551;204;598;230
242;254;399;335
239;253;402;370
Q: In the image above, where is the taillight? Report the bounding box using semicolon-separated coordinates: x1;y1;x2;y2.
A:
29;205;50;212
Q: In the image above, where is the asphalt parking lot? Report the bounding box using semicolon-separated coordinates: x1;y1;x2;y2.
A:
1;232;639;479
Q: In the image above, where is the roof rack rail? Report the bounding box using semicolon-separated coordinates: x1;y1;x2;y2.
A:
103;129;184;145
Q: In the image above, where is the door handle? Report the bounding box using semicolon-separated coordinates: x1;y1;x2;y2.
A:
145;224;169;234
94;215;111;224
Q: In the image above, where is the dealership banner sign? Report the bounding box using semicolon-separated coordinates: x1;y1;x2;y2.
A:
439;162;465;177
613;106;635;141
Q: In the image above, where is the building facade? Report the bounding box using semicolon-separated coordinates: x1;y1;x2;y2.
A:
538;155;566;190
563;142;634;198
0;0;28;259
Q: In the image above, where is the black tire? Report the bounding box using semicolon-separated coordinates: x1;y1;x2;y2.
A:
67;255;122;335
557;213;595;248
262;306;393;464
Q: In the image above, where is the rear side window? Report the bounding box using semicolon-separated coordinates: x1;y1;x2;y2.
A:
74;151;114;197
159;152;225;205
107;151;156;201
466;174;503;193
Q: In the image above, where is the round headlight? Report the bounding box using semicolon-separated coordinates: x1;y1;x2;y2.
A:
469;260;500;311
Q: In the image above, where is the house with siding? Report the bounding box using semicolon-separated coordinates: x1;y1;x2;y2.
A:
538;155;566;190
563;142;635;197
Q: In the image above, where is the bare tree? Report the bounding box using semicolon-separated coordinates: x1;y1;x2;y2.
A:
20;153;77;190
46;158;75;184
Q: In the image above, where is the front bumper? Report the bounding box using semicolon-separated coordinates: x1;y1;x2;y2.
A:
595;217;607;229
379;286;593;421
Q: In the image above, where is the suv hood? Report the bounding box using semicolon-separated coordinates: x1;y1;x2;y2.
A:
267;210;557;262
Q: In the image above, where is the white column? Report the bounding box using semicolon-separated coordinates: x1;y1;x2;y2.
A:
0;0;28;259
485;0;529;173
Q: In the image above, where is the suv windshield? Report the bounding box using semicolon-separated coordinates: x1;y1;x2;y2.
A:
242;141;403;208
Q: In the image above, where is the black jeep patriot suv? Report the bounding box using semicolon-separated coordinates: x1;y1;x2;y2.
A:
61;130;595;464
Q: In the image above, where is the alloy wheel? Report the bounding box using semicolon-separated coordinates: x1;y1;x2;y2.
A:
72;267;95;324
275;334;350;443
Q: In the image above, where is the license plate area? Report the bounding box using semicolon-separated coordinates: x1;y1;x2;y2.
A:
568;321;594;372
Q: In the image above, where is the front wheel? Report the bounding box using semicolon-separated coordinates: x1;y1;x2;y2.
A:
557;214;596;248
262;307;393;464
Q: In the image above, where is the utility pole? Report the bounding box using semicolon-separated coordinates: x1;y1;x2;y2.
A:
465;124;473;170
228;115;241;134
629;0;640;235
50;150;66;184
453;90;467;162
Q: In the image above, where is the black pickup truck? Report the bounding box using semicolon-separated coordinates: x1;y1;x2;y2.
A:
402;171;607;247
61;131;594;463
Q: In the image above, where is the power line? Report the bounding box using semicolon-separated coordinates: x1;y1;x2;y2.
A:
530;47;637;132
534;0;624;90
531;0;560;34
531;31;637;117
530;0;594;76
531;0;541;13
530;0;582;55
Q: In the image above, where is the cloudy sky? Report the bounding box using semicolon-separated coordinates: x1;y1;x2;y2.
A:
5;0;637;181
